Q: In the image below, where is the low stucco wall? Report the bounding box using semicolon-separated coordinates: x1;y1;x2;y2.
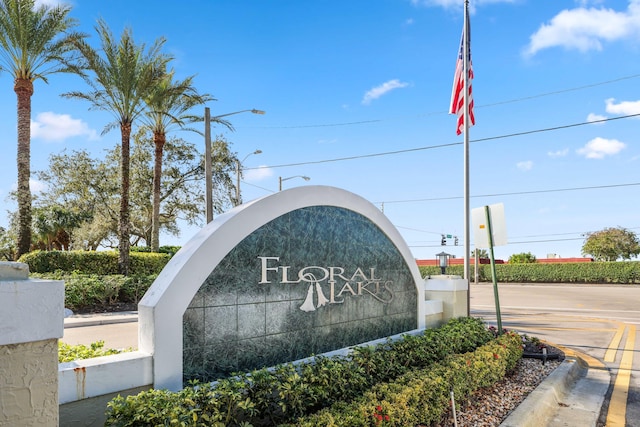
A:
58;352;153;427
0;339;59;426
0;262;63;427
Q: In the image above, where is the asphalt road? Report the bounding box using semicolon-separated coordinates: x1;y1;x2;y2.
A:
470;283;640;427
62;283;640;426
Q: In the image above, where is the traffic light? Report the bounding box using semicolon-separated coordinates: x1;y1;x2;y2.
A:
454;236;459;246
441;235;446;246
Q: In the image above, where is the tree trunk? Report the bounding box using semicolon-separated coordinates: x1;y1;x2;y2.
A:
151;131;165;252
15;78;34;259
119;122;132;275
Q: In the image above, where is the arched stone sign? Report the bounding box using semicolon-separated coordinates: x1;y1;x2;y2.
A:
139;186;423;390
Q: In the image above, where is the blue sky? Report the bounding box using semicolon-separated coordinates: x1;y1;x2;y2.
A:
1;0;639;261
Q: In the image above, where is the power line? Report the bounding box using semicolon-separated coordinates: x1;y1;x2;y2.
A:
406;228;639;249
245;113;640;171
408;236;585;249
378;182;640;205
478;73;640;109
245;73;640;129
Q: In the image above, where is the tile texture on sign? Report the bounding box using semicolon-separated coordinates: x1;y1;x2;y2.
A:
183;206;417;382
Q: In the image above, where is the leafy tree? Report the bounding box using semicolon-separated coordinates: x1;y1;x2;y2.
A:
508;252;537;264
582;227;640;262
0;226;16;261
140;69;213;251
32;206;89;250
0;0;84;258
63;19;171;274
35;148;118;250
210;134;241;213
474;249;489;259
126;131;209;246
34;131;237;250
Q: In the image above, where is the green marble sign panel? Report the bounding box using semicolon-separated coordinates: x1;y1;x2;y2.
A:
183;205;417;382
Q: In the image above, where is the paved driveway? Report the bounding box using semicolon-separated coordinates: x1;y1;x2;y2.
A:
470;283;640;427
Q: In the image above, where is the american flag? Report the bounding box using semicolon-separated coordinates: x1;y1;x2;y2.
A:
449;10;474;136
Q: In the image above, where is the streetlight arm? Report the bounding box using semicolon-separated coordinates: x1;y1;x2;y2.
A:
281;175;310;183
212;109;265;119
278;175;310;191
205;107;265;221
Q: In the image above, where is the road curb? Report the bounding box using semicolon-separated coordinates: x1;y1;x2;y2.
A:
500;349;610;427
500;357;586;427
64;312;138;329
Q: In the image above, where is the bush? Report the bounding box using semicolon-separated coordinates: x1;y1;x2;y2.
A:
104;317;498;427
418;261;640;284
19;250;170;275
508;252;537;264
32;272;156;312
59;340;130;363
290;332;523;426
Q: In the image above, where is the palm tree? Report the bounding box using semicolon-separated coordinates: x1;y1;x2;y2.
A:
140;69;214;252
63;19;170;274
0;0;83;258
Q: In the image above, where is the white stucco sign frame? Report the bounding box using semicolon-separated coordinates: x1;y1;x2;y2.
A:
138;186;424;391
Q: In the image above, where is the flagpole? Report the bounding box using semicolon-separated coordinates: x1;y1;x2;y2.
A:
463;0;471;315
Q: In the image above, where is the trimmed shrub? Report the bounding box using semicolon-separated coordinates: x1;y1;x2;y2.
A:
32;272;156;312
19;250;170;275
104;318;498;427
59;341;130;363
419;261;640;284
289;332;523;426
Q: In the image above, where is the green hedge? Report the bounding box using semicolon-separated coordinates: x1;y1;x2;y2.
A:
31;272;155;312
420;261;640;284
19;250;170;275
104;318;496;427
288;332;522;426
59;341;130;363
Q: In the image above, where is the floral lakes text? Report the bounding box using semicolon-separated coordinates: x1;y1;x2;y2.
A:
258;256;394;312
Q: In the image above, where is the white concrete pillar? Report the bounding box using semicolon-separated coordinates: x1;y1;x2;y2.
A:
0;262;64;427
423;275;468;324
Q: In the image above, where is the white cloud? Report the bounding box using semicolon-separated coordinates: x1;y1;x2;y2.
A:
548;148;569;158
244;165;272;182
587;112;607;123
362;79;409;105
35;0;64;7
11;179;47;194
31;112;99;142
524;1;640;56
605;97;640;115
577;137;626;159
516;160;533;171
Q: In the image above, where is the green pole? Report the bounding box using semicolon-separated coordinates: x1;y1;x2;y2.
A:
485;205;503;334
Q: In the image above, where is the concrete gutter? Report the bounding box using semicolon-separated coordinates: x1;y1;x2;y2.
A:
500;356;610;427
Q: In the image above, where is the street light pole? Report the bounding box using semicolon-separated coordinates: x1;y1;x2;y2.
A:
205;107;265;222
205;108;213;223
279;175;310;191
235;150;262;206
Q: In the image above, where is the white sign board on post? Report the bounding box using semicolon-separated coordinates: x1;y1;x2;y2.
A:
472;203;507;248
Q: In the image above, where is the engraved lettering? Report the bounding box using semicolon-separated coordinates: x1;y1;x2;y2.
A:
258;256;280;284
337;282;357;298
257;257;397;310
329;280;344;303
